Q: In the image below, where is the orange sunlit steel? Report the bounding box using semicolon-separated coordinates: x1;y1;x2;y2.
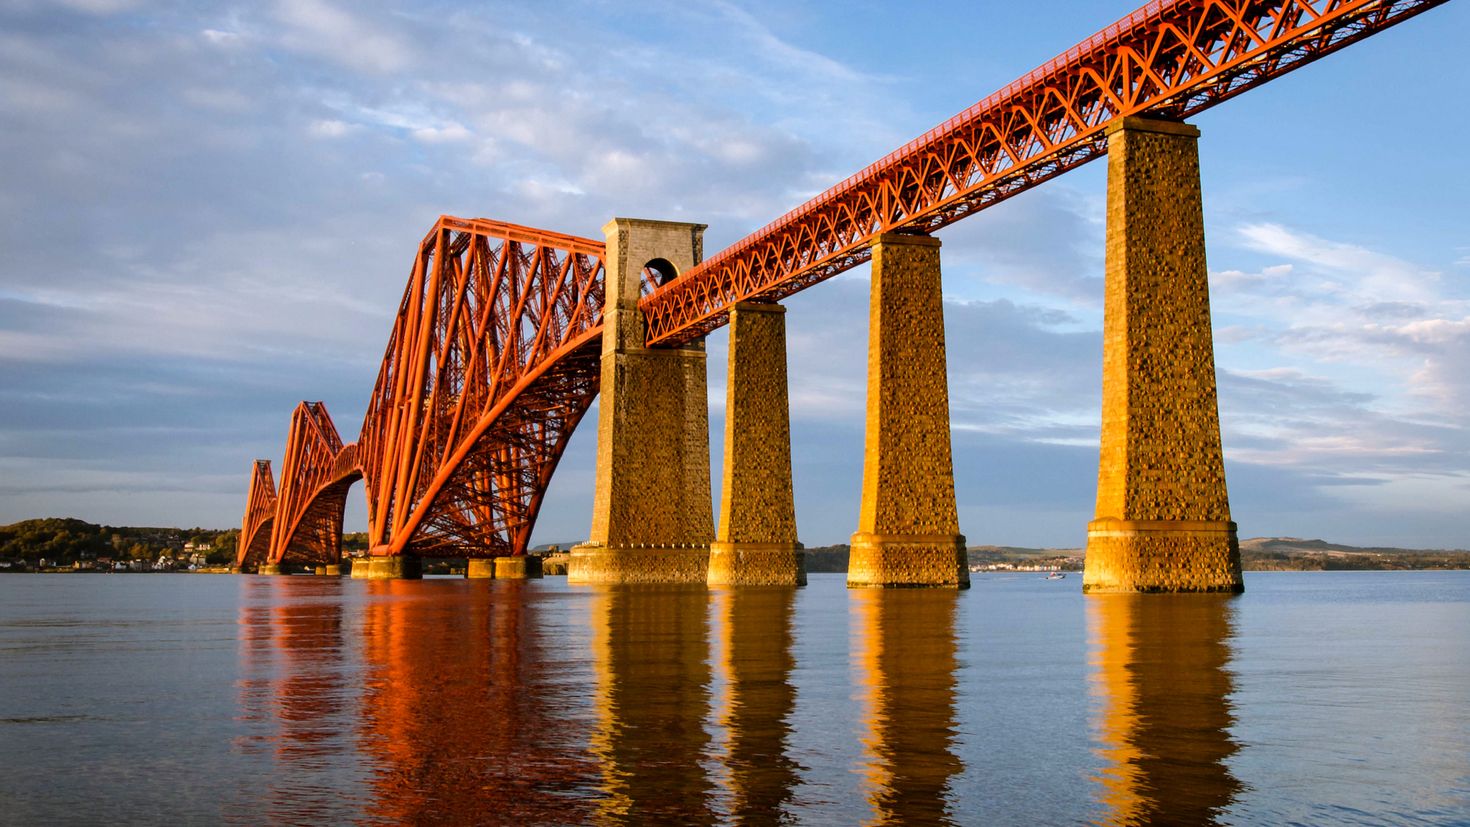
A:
236;459;277;570
241;0;1445;564
357;219;606;558
641;0;1448;345
266;402;363;567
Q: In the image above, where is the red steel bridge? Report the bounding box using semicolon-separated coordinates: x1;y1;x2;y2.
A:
238;0;1448;571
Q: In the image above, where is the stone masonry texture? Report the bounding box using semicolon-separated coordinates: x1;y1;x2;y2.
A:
1084;117;1243;594
708;302;805;586
849;233;969;589
570;219;714;585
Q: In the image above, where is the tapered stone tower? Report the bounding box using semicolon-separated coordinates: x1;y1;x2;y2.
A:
1083;118;1243;594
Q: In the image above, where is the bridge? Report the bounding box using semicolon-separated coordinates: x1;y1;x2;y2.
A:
238;0;1450;591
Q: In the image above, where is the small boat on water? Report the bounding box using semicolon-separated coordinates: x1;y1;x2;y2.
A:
1046;571;1066;580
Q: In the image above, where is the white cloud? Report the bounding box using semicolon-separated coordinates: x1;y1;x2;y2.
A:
410;122;471;144
308;118;355;138
273;0;412;74
200;28;240;45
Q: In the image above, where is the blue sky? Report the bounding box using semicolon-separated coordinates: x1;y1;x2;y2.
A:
2;0;1467;548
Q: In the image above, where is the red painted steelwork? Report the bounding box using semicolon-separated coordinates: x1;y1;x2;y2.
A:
268;402;362;566
640;0;1449;345
236;459;276;570
242;0;1448;563
357;218;606;557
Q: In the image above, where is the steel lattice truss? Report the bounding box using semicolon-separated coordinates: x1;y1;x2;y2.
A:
640;0;1449;345
356;218;606;557
242;0;1447;562
267;402;362;566
236;459;277;569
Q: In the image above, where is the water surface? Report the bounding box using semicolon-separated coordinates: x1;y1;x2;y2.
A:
1;571;1467;824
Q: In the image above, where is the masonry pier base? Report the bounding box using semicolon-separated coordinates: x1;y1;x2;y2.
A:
495;556;543;579
258;563;283;576
707;301;805;587
848;233;968;589
1083;117;1242;594
365;555;422;580
568;218;715;586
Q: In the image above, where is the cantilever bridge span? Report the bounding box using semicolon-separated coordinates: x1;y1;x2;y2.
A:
239;0;1449;578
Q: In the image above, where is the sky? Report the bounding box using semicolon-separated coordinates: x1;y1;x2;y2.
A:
2;0;1468;549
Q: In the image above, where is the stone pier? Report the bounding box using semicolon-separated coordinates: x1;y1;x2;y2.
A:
466;558;496;579
1083;117;1242;594
708;302;805;587
349;558;371;579
323;564;342;576
364;554;422;581
495;556;542;579
258;563;284;576
568;218;714;584
848;233;969;589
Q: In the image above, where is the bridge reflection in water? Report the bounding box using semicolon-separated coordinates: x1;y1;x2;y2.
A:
1087;594;1242;825
356;580;601;824
230;580;1255;821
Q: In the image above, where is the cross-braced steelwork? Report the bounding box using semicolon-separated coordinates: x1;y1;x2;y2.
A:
236;459;276;570
640;0;1448;345
267;402;362;567
241;0;1448;568
358;218;606;557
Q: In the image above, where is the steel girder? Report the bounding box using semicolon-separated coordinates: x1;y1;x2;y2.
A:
357;218;606;557
240;0;1449;564
639;0;1450;346
236;459;277;569
268;402;362;566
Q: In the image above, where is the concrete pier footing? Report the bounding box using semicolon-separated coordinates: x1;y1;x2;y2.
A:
363;556;422;580
848;233;969;589
495;556;543;579
258;563;284;576
466;558;496;579
323;564;342;576
568;218;714;585
708;301;805;587
1083;117;1242;594
708;542;805;587
349;558;371;579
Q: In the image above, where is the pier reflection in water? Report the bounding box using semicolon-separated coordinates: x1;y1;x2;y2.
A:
710;587;803;822
194;573;1470;824
587;585;716;824
853;589;963;826
1087;593;1241;825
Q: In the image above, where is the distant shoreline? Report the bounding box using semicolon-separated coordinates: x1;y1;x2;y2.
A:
4;516;1469;574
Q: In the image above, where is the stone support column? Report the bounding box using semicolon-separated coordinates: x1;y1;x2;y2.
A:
495;556;543;579
848;233;969;589
568;218;714;584
708;302;805;586
1084;117;1243;594
366;555;422;580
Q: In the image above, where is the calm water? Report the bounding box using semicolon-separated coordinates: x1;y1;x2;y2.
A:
1;571;1467;825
